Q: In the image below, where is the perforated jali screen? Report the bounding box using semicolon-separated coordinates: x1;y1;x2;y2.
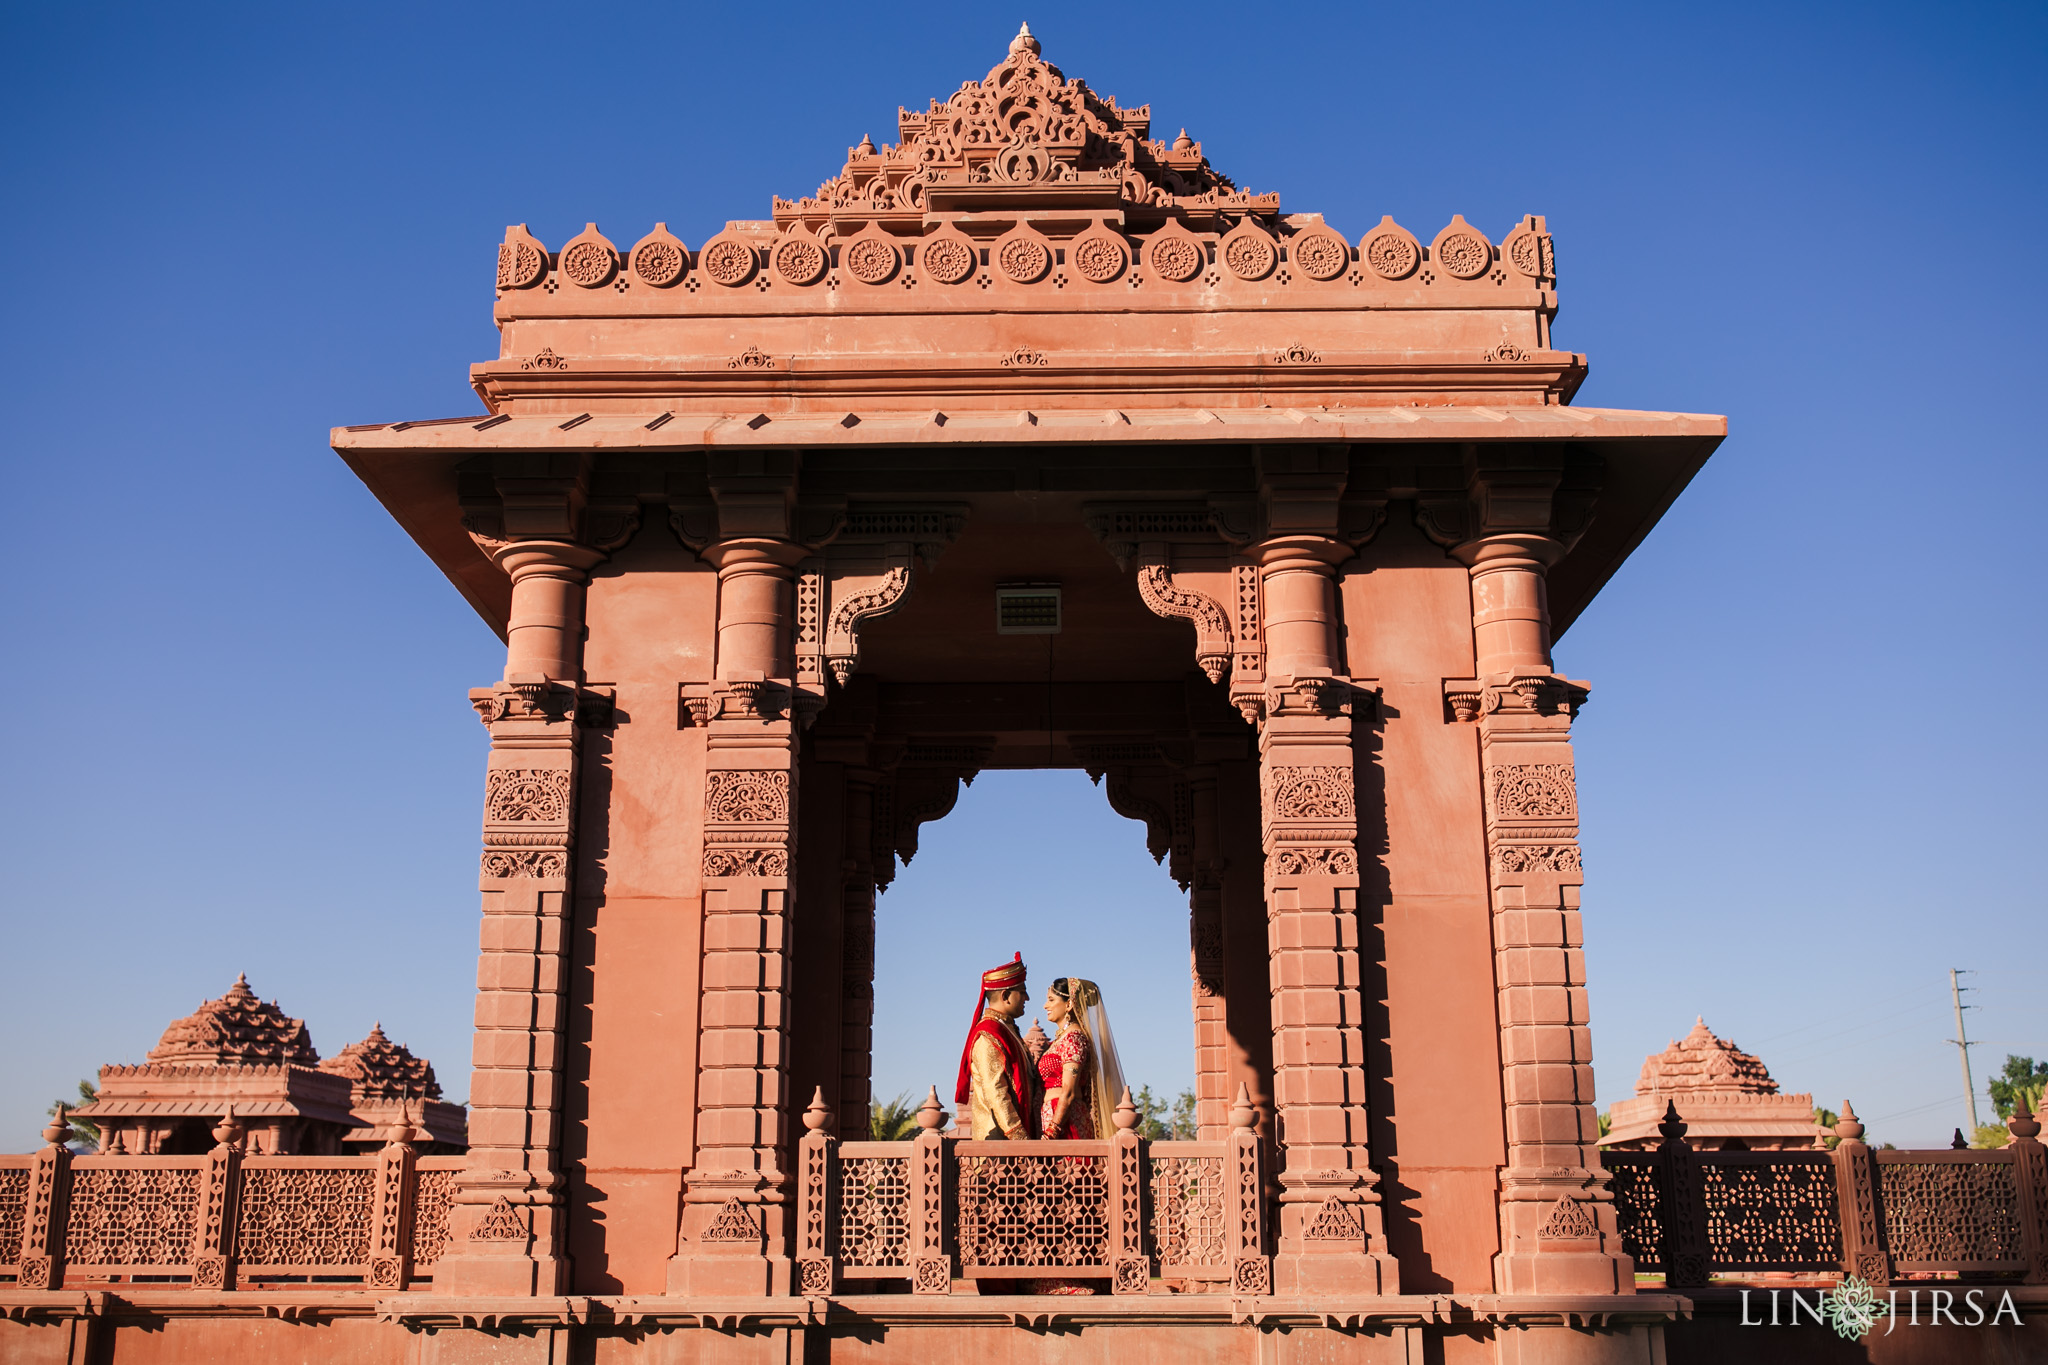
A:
836;1154;912;1269
1879;1159;2025;1269
957;1151;1110;1272
1601;1154;1663;1271
1147;1151;1227;1275
1699;1154;1842;1270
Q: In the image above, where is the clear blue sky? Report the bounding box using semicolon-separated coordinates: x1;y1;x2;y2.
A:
3;3;2042;1152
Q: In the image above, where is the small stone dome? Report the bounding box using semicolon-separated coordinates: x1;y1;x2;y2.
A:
1635;1017;1779;1097
146;973;318;1067
319;1023;442;1100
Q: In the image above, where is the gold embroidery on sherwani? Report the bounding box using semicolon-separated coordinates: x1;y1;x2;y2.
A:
969;1018;1029;1138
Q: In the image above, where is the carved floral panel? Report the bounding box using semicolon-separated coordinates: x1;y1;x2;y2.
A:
1264;767;1355;821
484;769;571;823
1490;764;1577;821
706;770;791;823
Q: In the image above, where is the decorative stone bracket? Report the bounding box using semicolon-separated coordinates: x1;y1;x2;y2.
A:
1442;671;1589;723
810;555;914;690
1134;556;1233;684
679;675;792;728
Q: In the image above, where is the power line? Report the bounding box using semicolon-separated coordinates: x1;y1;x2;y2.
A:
1868;1095;1970;1124
1746;983;1934;1047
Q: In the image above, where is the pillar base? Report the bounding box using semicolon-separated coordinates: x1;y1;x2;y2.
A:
666;1186;792;1296
428;1249;567;1297
1271;1249;1400;1296
665;1251;790;1297
1494;1245;1630;1295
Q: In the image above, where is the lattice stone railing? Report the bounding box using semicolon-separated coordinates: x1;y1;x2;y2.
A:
794;1086;1269;1297
1603;1101;2048;1287
0;1119;466;1291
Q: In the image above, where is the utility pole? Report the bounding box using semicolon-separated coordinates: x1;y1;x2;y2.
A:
1949;968;1980;1135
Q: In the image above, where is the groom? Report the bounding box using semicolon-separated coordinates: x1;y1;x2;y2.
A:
954;952;1040;1140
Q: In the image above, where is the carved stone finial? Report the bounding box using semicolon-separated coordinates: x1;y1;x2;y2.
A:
2009;1088;2040;1140
1172;128;1193;152
1113;1085;1140;1132
915;1086;947;1131
1656;1099;1688;1144
1010;21;1040;56
42;1104;70;1148
1229;1082;1256;1132
1951;1128;1970;1150
1833;1100;1865;1142
211;1104;247;1150
856;133;876;156
1022;1018;1048;1061
803;1086;833;1133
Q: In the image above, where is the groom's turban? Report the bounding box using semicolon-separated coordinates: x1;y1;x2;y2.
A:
979;952;1027;997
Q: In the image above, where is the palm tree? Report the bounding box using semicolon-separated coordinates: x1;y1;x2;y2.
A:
47;1079;99;1151
871;1091;920;1141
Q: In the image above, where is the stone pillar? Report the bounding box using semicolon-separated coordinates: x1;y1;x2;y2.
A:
839;769;882;1143
668;533;807;1296
438;525;612;1297
1186;768;1231;1137
1430;455;1631;1293
1252;533;1398;1296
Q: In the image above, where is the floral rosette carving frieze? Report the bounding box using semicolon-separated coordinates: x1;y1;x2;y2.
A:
706;770;790;823
1265;766;1356;822
485;769;571;823
1261;763;1362;884
479;766;575;881
1490;763;1576;823
703;769;794;879
1484;760;1585;885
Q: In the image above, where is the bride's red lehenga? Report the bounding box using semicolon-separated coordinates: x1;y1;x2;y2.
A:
1037;1029;1095;1139
1028;1028;1108;1294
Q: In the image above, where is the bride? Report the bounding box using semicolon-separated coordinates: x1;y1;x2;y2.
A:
1037;977;1124;1140
1029;977;1127;1296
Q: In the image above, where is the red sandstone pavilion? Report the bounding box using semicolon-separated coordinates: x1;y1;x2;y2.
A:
1601;1019;1825;1153
5;26;2045;1365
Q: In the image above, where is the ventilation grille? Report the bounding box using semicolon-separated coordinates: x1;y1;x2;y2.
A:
995;587;1061;635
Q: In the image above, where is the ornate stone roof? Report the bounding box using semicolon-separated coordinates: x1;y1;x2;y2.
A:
773;23;1274;230
1634;1017;1779;1097
319;1023;443;1100
145;974;319;1068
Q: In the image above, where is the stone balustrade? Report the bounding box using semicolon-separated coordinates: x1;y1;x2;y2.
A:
1601;1098;2048;1286
791;1084;1269;1297
0;1110;462;1292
